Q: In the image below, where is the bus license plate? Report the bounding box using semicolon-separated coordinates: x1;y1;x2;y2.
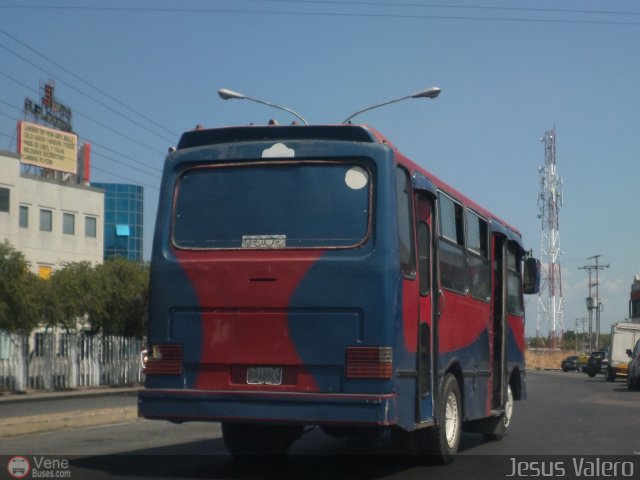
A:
247;366;282;385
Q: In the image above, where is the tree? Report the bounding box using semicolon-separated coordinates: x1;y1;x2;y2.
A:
38;272;62;331
0;240;40;334
528;336;548;349
598;334;611;351
0;243;149;337
563;330;577;351
90;257;148;337
50;262;101;331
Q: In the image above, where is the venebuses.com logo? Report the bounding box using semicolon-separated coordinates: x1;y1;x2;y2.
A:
6;456;71;479
7;456;30;479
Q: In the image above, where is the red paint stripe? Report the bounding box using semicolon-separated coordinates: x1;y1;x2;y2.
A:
174;249;324;392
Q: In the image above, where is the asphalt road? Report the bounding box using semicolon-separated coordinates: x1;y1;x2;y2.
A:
1;371;639;479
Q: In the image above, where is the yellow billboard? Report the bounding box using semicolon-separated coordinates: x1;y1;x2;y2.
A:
18;121;77;174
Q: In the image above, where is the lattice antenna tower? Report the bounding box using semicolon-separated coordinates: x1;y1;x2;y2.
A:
536;127;565;346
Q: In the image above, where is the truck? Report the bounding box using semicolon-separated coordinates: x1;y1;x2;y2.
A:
606;322;640;381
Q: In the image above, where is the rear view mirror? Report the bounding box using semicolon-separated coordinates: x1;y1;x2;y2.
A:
523;257;541;295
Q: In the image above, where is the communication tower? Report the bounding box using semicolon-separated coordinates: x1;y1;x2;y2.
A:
537;127;565;347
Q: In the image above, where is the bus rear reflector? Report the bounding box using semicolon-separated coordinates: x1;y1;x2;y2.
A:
142;344;183;375
346;346;393;379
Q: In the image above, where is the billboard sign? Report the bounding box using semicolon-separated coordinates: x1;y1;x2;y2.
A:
17;121;78;174
24;81;72;132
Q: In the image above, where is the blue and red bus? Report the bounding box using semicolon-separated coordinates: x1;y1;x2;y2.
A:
138;124;539;462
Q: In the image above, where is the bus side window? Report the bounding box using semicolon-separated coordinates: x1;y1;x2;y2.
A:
396;167;416;278
438;192;467;294
466;210;490;301
506;242;525;316
417;222;430;296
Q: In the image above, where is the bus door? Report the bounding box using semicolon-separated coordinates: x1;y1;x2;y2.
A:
491;234;506;411
415;192;436;422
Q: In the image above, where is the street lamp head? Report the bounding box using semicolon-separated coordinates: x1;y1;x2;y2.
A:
411;86;442;99
217;88;245;100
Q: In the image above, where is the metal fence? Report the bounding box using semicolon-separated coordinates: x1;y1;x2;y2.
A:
0;331;144;392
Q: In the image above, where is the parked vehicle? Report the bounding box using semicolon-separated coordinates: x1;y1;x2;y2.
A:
561;356;580;372
577;354;589;372
585;351;608;377
606;322;640;381
627;338;640;390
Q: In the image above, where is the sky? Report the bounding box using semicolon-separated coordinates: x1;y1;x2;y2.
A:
0;0;639;339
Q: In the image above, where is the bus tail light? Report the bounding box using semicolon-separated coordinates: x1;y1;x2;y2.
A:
346;347;393;379
142;344;183;375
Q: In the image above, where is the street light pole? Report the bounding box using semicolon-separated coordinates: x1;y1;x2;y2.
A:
217;88;309;126
342;86;441;124
218;86;441;126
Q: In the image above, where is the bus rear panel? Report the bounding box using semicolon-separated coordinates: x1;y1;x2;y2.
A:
138;125;535;460
140;126;405;427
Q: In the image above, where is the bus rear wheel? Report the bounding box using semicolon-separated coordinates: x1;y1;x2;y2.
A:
222;423;302;456
424;373;462;464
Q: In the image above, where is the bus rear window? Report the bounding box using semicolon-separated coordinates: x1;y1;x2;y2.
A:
172;162;371;249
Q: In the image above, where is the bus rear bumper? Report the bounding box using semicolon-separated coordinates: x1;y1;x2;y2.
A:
138;389;398;427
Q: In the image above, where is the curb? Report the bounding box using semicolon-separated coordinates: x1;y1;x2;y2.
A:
0;387;141;405
0;406;139;438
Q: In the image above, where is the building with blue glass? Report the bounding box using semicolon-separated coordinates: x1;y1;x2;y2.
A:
91;182;143;262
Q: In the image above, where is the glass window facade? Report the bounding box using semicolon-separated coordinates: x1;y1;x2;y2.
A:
91;183;143;261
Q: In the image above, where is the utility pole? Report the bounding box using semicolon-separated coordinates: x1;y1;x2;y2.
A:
575;317;587;352
579;255;610;351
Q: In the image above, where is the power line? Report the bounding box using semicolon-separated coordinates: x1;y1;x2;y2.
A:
0;4;638;26
0;41;176;144
0;27;179;139
250;0;640;17
0;70;37;91
0;110;19;122
89;164;159;191
73;111;166;157
90;150;161;181
0;108;161;192
0;71;167;156
0;114;159;187
0;104;20;151
0;98;22;114
0;97;163;177
0;129;17;150
83;139;162;176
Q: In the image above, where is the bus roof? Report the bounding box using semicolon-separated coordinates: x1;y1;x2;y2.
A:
176;124;377;150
